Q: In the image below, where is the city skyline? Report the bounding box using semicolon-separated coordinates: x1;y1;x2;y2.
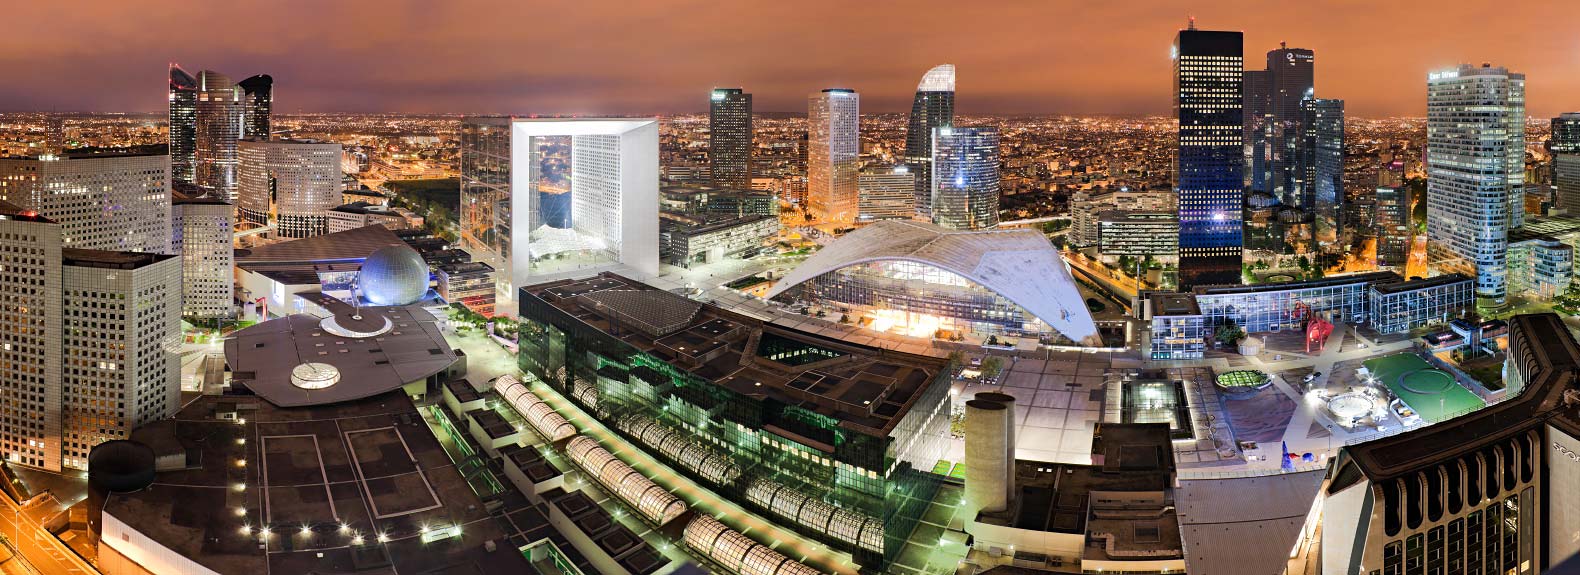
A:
3;1;1578;117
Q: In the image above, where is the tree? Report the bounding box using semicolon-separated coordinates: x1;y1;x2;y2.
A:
1215;322;1246;348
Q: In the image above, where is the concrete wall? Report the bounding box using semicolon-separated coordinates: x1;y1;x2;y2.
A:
1549;424;1580;566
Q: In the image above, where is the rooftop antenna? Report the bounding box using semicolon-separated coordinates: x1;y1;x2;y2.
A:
1281;41;1287;50
1187;16;1197;30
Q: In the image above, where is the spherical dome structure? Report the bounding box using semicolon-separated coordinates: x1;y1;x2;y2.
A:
359;245;430;306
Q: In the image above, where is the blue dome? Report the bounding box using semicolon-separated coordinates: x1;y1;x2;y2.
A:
359;245;429;306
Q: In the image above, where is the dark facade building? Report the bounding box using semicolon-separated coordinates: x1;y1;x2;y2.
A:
1300;97;1345;243
237;74;273;139
708;88;752;189
1173;24;1245;288
1553;113;1580;214
905;64;955;218
458;116;512;276
1376;184;1413;268
517;274;955;570
168;64;198;185
1245;69;1271;192
1265;46;1315;204
1319;313;1580;574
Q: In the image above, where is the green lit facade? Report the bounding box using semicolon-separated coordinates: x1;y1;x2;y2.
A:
517;282;954;569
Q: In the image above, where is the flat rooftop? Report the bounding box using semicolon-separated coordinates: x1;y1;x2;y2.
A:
522;273;950;437
1148;292;1201;316
1193;271;1401;296
99;391;528;575
236;224;406;270
1369;272;1472;295
62;248;176;270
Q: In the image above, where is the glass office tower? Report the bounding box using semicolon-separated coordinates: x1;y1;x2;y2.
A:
237;74;273;139
1173;24;1245;288
194;70;245;201
807;89;860;224
460;116;512;286
168;65;199;185
1552;113;1580;214
709;88;752;189
1300;97;1345;244
905;64;955;218
1265;46;1315;204
931;126;999;231
1426;64;1525;307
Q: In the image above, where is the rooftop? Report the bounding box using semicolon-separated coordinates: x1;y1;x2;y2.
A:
99;392;527;575
522;273;950;437
0;198;54;223
223;298;456;407
1193;271;1401;296
61;248;175;270
1369;272;1473;295
1147;292;1201;316
236;224;406;270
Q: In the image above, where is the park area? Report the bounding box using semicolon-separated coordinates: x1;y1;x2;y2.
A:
1362;353;1484;423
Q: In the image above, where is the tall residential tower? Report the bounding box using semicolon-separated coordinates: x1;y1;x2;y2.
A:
708;88;752;189
1172;24;1245;287
905;64;955;218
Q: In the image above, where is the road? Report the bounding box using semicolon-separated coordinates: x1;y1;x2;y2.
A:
0;494;94;575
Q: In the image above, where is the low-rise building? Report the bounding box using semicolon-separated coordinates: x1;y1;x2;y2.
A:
437;261;496;317
1145;292;1206;360
1368;273;1477;335
327;201;421;233
1097;210;1178;263
658;214;779;268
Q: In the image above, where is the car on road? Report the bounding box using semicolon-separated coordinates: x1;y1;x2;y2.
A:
1303;372;1323;383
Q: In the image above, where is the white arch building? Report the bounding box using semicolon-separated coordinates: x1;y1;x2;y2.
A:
768;220;1100;344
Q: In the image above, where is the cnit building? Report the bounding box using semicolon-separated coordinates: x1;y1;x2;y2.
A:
1318;313;1580;574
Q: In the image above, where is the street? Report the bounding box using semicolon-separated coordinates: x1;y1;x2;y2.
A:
0;494;93;575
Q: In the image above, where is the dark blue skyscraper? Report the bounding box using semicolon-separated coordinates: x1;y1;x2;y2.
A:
169;64;198;185
237;74;273;139
905;64;955;218
1173;23;1245;287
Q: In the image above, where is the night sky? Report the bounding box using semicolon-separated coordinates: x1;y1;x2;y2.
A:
5;0;1577;117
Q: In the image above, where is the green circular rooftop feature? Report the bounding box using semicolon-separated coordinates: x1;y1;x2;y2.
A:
1217;370;1270;387
1399;369;1455;395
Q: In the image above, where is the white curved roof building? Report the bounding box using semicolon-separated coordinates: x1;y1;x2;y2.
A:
768;220;1100;344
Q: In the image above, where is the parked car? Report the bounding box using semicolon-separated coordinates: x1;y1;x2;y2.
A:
1303;372;1323;383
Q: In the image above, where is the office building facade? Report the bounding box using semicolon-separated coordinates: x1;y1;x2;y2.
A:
1265;46;1315;203
171;191;235;319
0;201;181;472
905;65;955;218
857;165;916;222
1554;114;1580;214
237;138;343;238
168;65;199;185
0;151;172;254
60;249;182;470
1426;64;1525;306
1300;97;1345;243
194;70;245;201
1098;211;1179;262
459;116;511;278
1173;26;1245;288
931;127;999;231
237;74;273;139
437;262;496;317
807;89;860;224
1375;185;1413;268
659;214;779;268
709;88;752;189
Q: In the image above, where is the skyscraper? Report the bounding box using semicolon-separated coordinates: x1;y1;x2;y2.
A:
905;64;955;218
807;88;859;224
0;200;181;472
459;116;512;275
1552;113;1580;214
1299;97;1345;243
1374;184;1412;269
708;88;752;189
237;138;343;238
0;149;172;254
1172;23;1244;288
1426;64;1525;307
1243;69;1271;192
194;70;245;200
168;65;199;185
237;74;273;139
931;127;1000;231
1265;45;1314;203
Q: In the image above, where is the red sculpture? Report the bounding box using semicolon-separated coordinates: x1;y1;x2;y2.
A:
1306;313;1333;353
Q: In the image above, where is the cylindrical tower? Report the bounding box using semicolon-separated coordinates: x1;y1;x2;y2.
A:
964;398;1009;515
976;391;1018;503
